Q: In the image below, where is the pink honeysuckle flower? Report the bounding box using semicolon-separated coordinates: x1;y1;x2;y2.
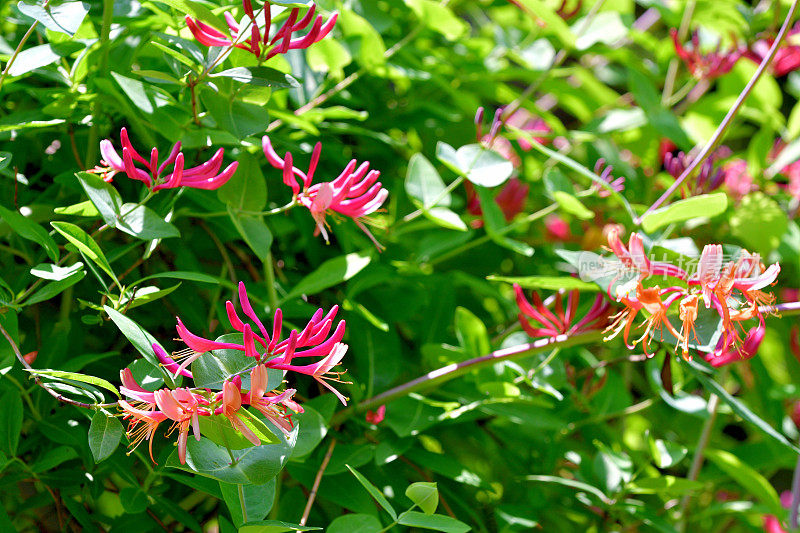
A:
186;1;337;62
702;324;764;367
153;343;193;379
671;29;742;80
722;159;755;199
219;379;261;446
153;387;210;464
545;214;571;242
514;284;611;339
746;23;800;77
605;228;688;281
593;159;625;197
95;127;238;191
475;106;552;154
366;405;386;425
242;364;303;437
262;135;388;248
118;400;168;463
268;342;350;405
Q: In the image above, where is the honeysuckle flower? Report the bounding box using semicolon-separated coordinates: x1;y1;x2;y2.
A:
605;228;688;281
186;1;337;62
663;147;731;195
262;136;388;248
703;325;765;367
175;282;350;404
671;29;741;80
604;283;682;357
723;159;755;199
746;24;800;77
504;108;552;151
118;400;167;463
464;178;529;228
593;159;625;197
95;128;238;191
153;343;193;379
154;387;209;464
366;405;386;425
268;342;350;405
219;379;261;446
514;284;611;339
243;364;302;437
545;214;571;241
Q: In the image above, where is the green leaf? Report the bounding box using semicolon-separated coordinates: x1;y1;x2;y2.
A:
17;0;90;36
405;0;467;40
167;422;298;484
405;153;451;210
487;275;598;291
0;389;22;456
453;144;514;188
228;212;273;262
641;193;728;233
104;306;174;387
686;359;800;454
202;90;270;140
210;67;299;89
729;192;789;256
454;307;490;357
526;475;612;505
31;445;78;473
30;262;83;281
75;172;122;228
629;476;704;495
218;153;267;212
512;0;575;48
472;185;533;255
7;44;61;76
152;0;227;32
574;12;627;50
406;482;438;515
24;270;86;305
338;9;386;69
132;271;218;286
327;514;382;533
346;465;397;520
238;521;320;533
25;369;119;397
704;449;783;516
199;414;267;451
118;283;180;310
283;251;372;301
219;479;275;527
51;221;115;280
553;191;593;220
628;67;693;150
423;207;468;231
648;437;687;469
291;405;328;458
0;204;59;261
396;511;470;533
54;200;99;217
117;203;181;241
88;412;124;463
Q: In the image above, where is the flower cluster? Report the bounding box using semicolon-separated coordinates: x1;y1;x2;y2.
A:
514;285;611;339
118;281;348;464
663;146;731;195
671;29;741;80
186;1;337;61
118;361;302;465
95;128;238;191
593;159;625;197
602;229;780;364
262;135;388;248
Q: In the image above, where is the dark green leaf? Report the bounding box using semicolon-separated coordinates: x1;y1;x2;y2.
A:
88;412;123;462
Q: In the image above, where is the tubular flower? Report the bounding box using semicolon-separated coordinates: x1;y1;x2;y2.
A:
262;136;388;248
219;379;261;446
671;29;741;80
186;1;337;62
605;228;688;282
593;159;625;198
243;364;303;437
514;284;611;339
269;342;350;405
663;146;731;195
95;127;238;191
154;388;209;464
175;281;351;404
703;325;764;367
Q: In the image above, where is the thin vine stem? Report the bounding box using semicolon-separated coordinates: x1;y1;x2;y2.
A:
299;438;337;526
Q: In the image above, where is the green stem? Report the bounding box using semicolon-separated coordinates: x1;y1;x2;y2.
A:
661;0;696;104
5;374;41;420
264;251;279;313
330;331;602;426
402;176;464;223
0;7;45;92
85;0;115;166
676;393;720;532
238;484;248;524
